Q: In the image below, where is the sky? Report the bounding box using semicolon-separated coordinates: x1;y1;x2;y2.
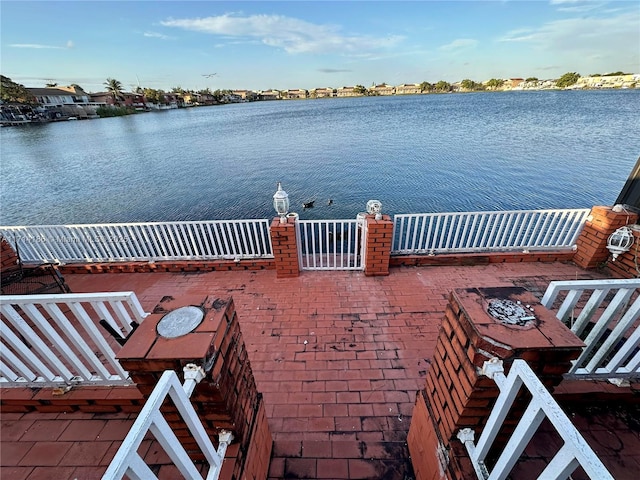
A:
1;0;638;92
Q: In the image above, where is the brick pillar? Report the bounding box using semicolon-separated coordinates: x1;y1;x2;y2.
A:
407;287;584;480
1;236;19;269
363;214;393;276
573;205;637;269
118;295;272;480
270;216;300;278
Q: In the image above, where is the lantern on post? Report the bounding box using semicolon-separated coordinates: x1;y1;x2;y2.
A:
606;225;634;261
273;182;290;223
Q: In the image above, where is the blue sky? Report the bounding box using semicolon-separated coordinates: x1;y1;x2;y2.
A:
1;1;638;92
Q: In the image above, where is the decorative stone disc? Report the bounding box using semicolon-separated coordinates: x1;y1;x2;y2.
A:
156;306;204;338
487;299;536;327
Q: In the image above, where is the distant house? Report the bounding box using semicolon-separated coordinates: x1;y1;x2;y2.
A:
335;86;360;97
286;89;308;99
258;90;281;101
509;78;525;89
89;91;147;110
395;84;422;95
29;85;97;119
369;84;395;96
232;90;258;101
310;87;334;98
29;85;90;105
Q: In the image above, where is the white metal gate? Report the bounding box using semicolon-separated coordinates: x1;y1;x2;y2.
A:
296;219;365;270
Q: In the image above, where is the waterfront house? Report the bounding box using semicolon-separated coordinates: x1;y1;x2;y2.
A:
508;78;525;89
286;89;308;99
335;86;361;97
29;85;98;119
395;83;422;95
258;90;281;100
232;90;258;102
89;91;148;110
369;83;395;96
310;87;334;98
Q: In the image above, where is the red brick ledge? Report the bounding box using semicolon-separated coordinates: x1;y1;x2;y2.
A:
0;385;144;414
58;259;275;274
390;250;575;267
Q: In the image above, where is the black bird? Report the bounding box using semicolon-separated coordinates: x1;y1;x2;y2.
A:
328;199;334;206
303;200;315;209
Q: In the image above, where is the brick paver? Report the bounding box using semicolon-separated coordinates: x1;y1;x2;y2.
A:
3;263;637;479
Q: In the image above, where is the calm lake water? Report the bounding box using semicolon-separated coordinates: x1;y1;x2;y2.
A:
1;90;639;226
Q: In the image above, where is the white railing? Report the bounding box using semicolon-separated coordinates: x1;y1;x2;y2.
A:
0;219;273;263
542;279;640;380
458;358;613;480
103;365;233;480
392;208;590;255
0;292;149;386
296;219;365;270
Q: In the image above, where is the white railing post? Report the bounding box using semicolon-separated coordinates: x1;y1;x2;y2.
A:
458;358;614;480
103;364;234;480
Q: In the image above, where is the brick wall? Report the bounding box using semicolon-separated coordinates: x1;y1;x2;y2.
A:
58;259;274;275
407;287;583;480
573;206;638;269
0;385;144;414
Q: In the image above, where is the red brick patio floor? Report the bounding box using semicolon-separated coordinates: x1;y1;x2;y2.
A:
2;262;638;479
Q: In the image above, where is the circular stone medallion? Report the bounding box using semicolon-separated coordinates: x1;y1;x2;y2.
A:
156;306;204;338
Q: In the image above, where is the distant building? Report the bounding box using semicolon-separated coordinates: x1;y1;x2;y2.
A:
259;90;281;100
29;85;98;119
310;87;334;98
369;84;395;96
335;86;360;97
395;84;422;95
286;89;308;99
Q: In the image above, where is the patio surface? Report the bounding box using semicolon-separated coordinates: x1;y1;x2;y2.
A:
2;262;639;479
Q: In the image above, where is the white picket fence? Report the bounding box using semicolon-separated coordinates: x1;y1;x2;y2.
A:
0;219;273;263
392;208;590;255
0;292;149;386
103;365;233;480
542;279;640;380
458;358;613;480
296;219;365;270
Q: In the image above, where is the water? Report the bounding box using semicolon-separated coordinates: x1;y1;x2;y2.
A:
1;90;639;226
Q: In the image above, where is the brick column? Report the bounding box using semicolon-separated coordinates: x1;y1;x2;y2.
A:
118;295;272;480
363;214;393;276
573;205;637;269
270;216;300;278
1;236;19;269
407;287;584;480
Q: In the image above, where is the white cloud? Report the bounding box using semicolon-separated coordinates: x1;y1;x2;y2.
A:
10;41;74;49
144;31;172;40
500;11;639;50
10;43;65;49
160;13;404;54
439;38;478;51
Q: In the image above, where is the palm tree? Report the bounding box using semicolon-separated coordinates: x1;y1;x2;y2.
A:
104;78;124;104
